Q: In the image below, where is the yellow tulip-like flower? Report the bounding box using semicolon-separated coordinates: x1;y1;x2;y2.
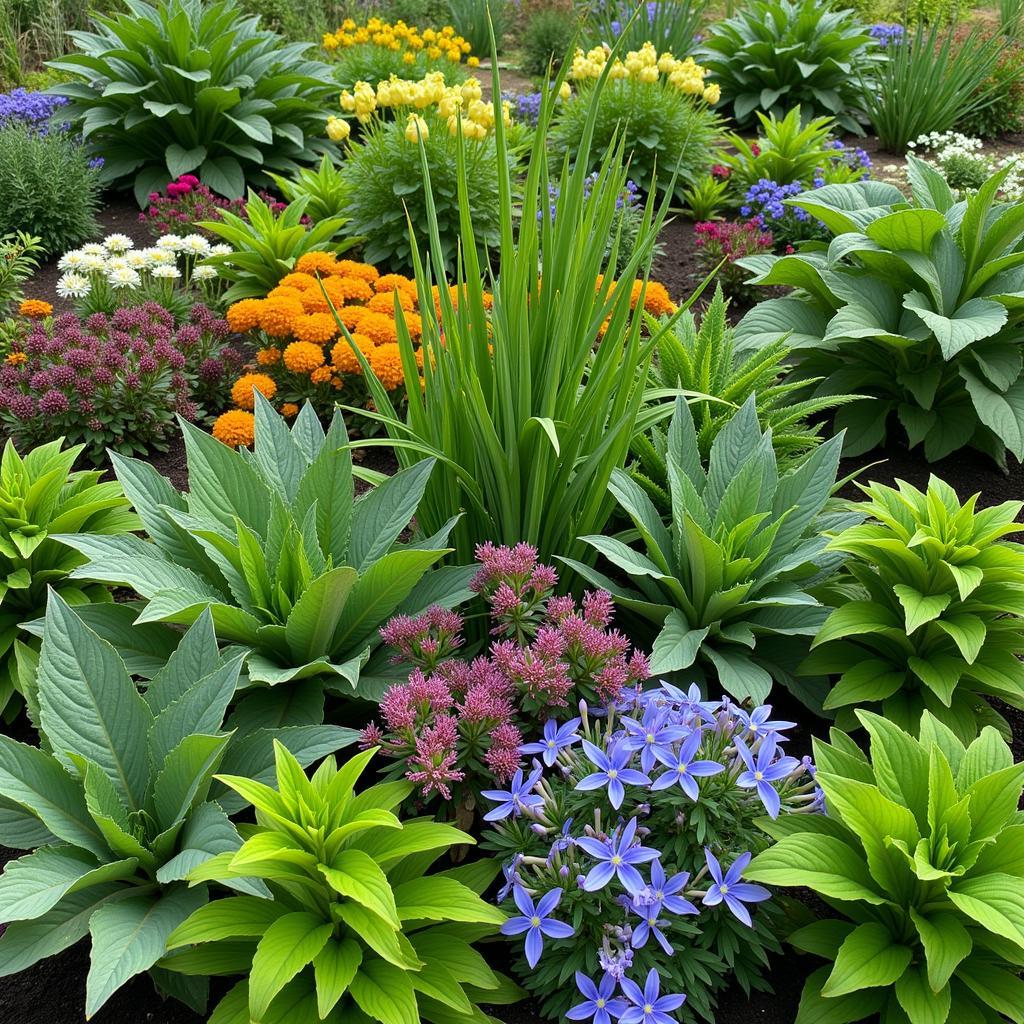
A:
638;65;659;83
326;116;351;142
703;82;721;104
467;55;479;67
559;81;571;101
405;114;429;143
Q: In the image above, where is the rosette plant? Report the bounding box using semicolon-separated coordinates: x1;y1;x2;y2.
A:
735;158;1024;467
0;437;139;720
747;711;1024;1024
566;395;853;708
805;476;1024;742
48;0;337;204
57;397;472;704
0;596;356;1017
161;742;521;1023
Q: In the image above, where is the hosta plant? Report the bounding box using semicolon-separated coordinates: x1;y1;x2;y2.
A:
56;397;472;705
805;476;1024;742
0;437;139;720
747;710;1024;1024
161;742;521;1024
48;0;337;204
566;395;854;708
0;597;356;1018
736;158;1024;467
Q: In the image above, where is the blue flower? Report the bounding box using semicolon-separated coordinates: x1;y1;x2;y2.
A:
497;853;523;901
702;849;770;927
482;762;545;821
620;704;687;773
647;859;698;917
576;817;660;895
521;717;581;766
731;703;796;741
566;971;628;1024
577;739;650;809
628;893;674;954
651;727;724;799
735;735;800;819
619;968;686;1024
501;885;575;967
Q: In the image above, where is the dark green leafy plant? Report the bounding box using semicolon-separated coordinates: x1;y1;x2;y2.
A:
0;438;140;720
0;230;43;311
56;398;472;703
735;158;1024;467
805;476;1024;742
698;0;881;131
584;0;703;56
567;395;853;707
520;7;576;76
162;742;521;1023
748;711;1024;1024
447;0;510;55
0;597;356;1018
48;0;338;204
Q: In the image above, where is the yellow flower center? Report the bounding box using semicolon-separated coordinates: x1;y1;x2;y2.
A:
611;855;622;866
530;916;541;927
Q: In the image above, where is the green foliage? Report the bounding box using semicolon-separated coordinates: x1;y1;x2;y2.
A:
49;0;338;205
0;231;43;311
340;112;503;271
235;0;352;44
806;476;1024;742
162;742;520;1024
698;0;881;132
583;0;702;56
199;191;353;303
736;160;1024;468
939;152;991;193
0;438;139;720
549;73;720;198
630;288;854;518
268;154;350;226
0;124;99;253
861;22;1005;152
447;0;510;55
956;38;1024;140
520;7;577;76
748;711;1024;1024
569;395;852;708
680;173;729;221
342;72;681;569
0;599;356;1018
55;398;473;705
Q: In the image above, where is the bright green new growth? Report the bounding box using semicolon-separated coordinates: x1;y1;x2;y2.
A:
0;231;44;311
56;397;471;705
49;0;338;204
736;157;1024;468
199;191;353;303
806;475;1024;743
630;286;852;516
164;742;520;1024
566;394;852;707
0;437;140;720
0;597;357;1018
747;711;1024;1024
268;154;350;225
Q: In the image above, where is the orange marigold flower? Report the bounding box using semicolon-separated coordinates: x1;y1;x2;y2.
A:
212;409;255;447
295;252;339;275
310;365;333;384
332;277;374;303
358;311;399;345
321;277;350;306
368;290;415;314
337;307;369;331
231;372;277;410
368;342;405;390
292;312;338;344
259;297;304;337
278;272;318;291
6;351;27;365
330;332;374;374
256;346;282;366
226;298;264;333
283;340;326;373
281;402;300;418
641;281;677;316
19;299;52;318
400;310;422;340
375;273;416;296
334;259;380;283
299;290;331;314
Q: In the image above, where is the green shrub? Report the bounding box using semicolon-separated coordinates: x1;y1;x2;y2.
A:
447;0;510;55
568;395;852;708
56;398;473;707
748;711;1024;1024
49;0;337;204
268;154;350;225
0;438;140;720
0;597;356;1017
956;36;1024;140
805;476;1024;742
583;0;702;56
0;231;43;312
0;124;99;253
520;7;577;76
698;0;881;132
162;743;520;1022
735;159;1024;468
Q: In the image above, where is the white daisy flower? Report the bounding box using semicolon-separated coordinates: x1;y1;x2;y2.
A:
104;233;135;253
81;243;107;257
180;233;212;256
105;256;130;273
151;264;182;280
209;244;232;257
156;235;185;252
191;265;218;281
80;253;109;273
56;272;91;298
57;250;86;270
107;266;142;289
124;250;152;269
143;247;175;266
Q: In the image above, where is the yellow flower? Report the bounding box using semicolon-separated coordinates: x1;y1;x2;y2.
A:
405;113;429;143
703;83;721;104
6;351;27;365
559;81;571;101
283;341;326;373
295;252;339;275
326;116;351;142
335;260;380;283
467;55;479;67
231;373;277;410
331;332;375;373
259;297;304;337
212;410;255;448
293;312;338;344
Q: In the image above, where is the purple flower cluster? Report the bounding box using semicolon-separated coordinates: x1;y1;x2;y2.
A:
506;90;542;126
869;22;905;45
740;178;807;222
540;174;641;223
0;89;69;131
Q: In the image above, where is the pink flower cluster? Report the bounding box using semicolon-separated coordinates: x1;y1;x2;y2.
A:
693;220;775;305
0;303;238;462
361;544;650;806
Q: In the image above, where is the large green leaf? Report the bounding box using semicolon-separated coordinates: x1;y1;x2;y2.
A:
248;911;332;1021
284;566;358;663
349;958;419;1024
319;849;399;928
822;921;912;997
948;873;1024;950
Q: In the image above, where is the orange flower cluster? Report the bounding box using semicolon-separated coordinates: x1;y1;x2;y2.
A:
18;299;53;319
218;257;424;441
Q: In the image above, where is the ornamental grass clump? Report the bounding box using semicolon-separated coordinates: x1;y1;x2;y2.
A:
805;476;1024;742
362;543;649;818
161;743;519;1024
484;683;822;1023
0;600;356;1018
747;711;1024;1024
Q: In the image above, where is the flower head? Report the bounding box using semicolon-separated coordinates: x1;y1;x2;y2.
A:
701;849;770;927
576;817;659;895
619;968;686;1024
567;972;627;1024
500;886;574;968
734;735;800;819
576;739;650;810
481;762;545;821
520;717;581;766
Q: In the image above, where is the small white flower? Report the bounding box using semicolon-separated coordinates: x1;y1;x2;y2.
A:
81;243;106;257
103;233;135;253
151;264;182;280
124;250;152;269
56;272;91;298
209;244;232;257
80;253;109;273
191;265;218;281
156;234;185;252
143;247;175;266
180;233;212;256
106;266;142;289
105;256;130;273
57;250;86;270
